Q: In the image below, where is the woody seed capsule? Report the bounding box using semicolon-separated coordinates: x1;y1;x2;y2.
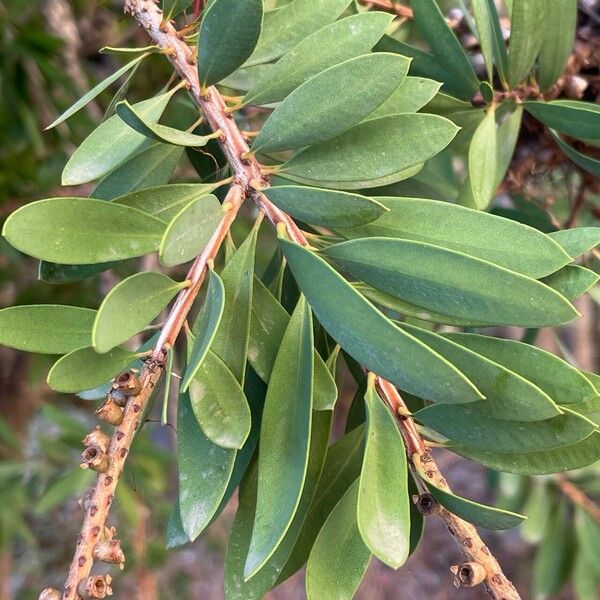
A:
96;398;123;426
80;444;110;473
94;539;125;569
82;426;109;452
38;589;61;600
77;574;113;598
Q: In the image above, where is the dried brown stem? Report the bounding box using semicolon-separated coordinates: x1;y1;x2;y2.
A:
358;0;414;19
556;474;600;525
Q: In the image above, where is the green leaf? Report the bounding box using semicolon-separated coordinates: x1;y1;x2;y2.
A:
507;0;546;88
471;0;495;82
245;12;393;106
538;0;577;90
525;100;600;140
159;194;223;267
199;0;263;87
494;106;523;189
244;297;314;578
47;54;148;130
263;185;387;228
358;379;409;568
113;183;219;222
3;198;166;264
338;196;569;278
178;391;236;540
401;323;561;420
248;276;337;410
466;108;498;209
416;404;595;452
246;0;352;66
548;226;600;259
444;333;599;405
416;467;526;530
47;346;141;393
454;431;600;474
549;129;600;178
305;479;370;600
38;262;119;285
521;481;553;543
182;269;225;392
367;76;441;119
542;265;599;300
0;305;95;354
323;238;577;327
189;350;251;449
36;469;94;514
253;54;410;152
62;92;174;185
281;114;458;188
115;101;217;147
411;0;479;95
279;240;483;404
93;272;183;353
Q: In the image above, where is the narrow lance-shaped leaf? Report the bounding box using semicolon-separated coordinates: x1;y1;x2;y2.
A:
367;76;441;119
548;226;600;259
466;108;498;210
253;53;410;153
471;0;496;82
198;0;264;87
244;296;314;578
93;272;184;353
494;106;523;189
358;377;410;568
542;265;599;301
0;305;95;354
549;129;600;179
524;100;600;141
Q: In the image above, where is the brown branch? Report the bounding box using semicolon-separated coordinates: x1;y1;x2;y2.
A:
556;474;600;525
358;0;414;19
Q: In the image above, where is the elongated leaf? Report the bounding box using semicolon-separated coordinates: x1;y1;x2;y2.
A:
401;324;561;421
3;198;166;264
416;404;595;452
199;0;263;86
246;0;352;66
245;12;393;106
182;270;225;391
245;297;314;578
411;0;478;95
538;0;577;90
494;106;523;189
507;0;546;88
47;346;141;393
47;54;147;129
550;129;600;178
264;185;387;228
323;238;577;327
178;390;236;540
445;333;599;405
281;114;458;187
467;108;498;209
525;100;600;140
280;240;483;404
549;226;600;258
471;0;495;82
542;265;599;301
93;272;183;353
338;196;569;278
367;76;441;119
159;195;223;267
358;379;409;568
116;101;217;147
305;479;370;600
38;262;117;285
62;92;174;185
0;305;95;354
254;54;410;152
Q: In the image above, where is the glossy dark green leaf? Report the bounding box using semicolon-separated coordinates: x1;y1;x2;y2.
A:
62;92;174;185
548;226;600;259
550;129;600;178
416;404;595;452
538;0;577;90
264;185;387;228
116;100;217;147
0;305;95;354
525;100;600;140
338;196;569;278
281;114;458;188
182;270;225;392
47;54;148;129
47;346;141;393
254;54;410;152
305;479;370;600
199;0;263;87
411;0;479;95
280;240;482;404
542;265;599;300
507;0;546;88
244;297;314;578
323;238;577;327
159;195;223;267
3;198;166;264
445;333;599;405
367;76;441;119
401;324;561;421
177;391;236;540
466;108;497;209
358;379;409;568
93;272;183;353
38;262;118;285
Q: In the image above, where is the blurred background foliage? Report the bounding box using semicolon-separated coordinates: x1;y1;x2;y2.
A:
0;1;599;598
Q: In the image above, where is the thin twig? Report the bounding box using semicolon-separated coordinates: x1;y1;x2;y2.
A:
556;474;600;525
358;0;414;19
